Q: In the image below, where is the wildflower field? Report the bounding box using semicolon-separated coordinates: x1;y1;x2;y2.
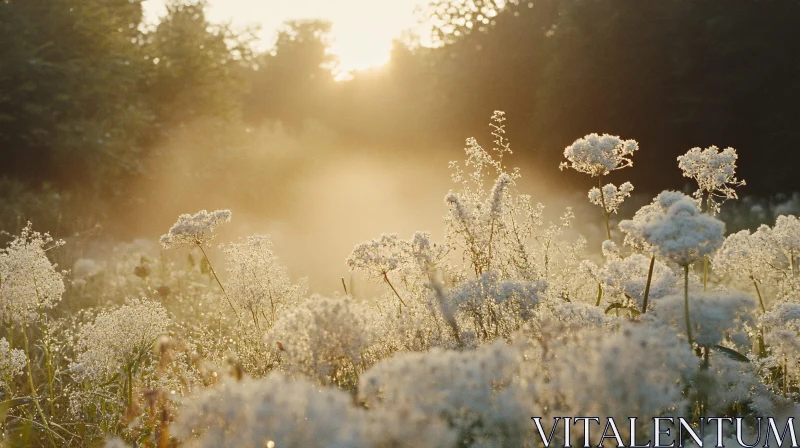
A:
0;111;797;447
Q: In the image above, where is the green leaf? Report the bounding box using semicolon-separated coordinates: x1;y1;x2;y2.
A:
604;302;641;316
0;396;35;419
713;345;750;363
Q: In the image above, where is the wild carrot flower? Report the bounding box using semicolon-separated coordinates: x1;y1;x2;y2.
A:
172;373;456;448
652;290;755;347
223;234;307;328
773;215;800;272
619;191;689;251
264;296;378;387
171;374;367;448
72;298;171;384
559;133;638;176
713;228;777;310
359;340;524;446
0;223;65;324
642;196;725;267
588;182;634;215
597;253;679;309
560;134;638;239
677;145;745;215
642;196;725;344
347;233;410;277
0;337;26;390
159;209;231;249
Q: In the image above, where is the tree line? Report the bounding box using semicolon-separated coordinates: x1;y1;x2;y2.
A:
1;0;798;232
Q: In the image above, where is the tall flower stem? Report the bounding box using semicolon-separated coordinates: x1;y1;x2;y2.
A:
196;243;239;320
382;272;407;314
752;279;766;313
683;265;694;346
598;176;611;240
22;319;57;448
595;283;603;307
641;255;656;313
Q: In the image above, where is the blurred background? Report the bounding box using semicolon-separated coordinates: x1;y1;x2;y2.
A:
1;0;799;291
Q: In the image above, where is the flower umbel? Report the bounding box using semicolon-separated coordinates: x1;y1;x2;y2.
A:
159;209;232;249
560;133;639;177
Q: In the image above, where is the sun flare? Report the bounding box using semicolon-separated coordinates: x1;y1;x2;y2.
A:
143;0;428;76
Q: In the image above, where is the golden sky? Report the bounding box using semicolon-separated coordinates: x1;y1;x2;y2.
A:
143;0;429;74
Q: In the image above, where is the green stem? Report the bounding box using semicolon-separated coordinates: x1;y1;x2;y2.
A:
684;265;694;346
702;255;708;291
598;176;611;240
37;310;55;415
127;367;133;412
22;320;57;448
383;272;407;313
752;279;766;313
595;283;603;307
196;243;239;319
641;255;655;314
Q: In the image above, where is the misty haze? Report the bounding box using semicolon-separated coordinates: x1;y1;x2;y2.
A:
0;1;798;447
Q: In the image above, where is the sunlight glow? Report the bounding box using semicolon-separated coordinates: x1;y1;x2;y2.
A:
143;0;429;76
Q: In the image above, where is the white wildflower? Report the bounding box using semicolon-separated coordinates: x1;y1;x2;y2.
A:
449;272;546;340
642;196;725;266
159;209;231;249
264;296;378;387
773;214;800;271
172;373;456;448
359;340;526;446
677;145;745;214
588;182;634;214
600;253;679;308
601;239;621;260
0;223;65;324
652;290;755;347
347;233;411;277
73;298;171;383
552;322;699;421
0;337;26;390
172;374;367;448
713;229;777;284
224;234;307;328
760;302;800;332
488;173;513;217
560;133;638;176
619;191;691;251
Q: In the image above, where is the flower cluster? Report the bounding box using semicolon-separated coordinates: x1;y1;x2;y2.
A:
359;340;526;446
559;133;638;176
593;253;679;309
159;209;231;249
619;191;690;251
548;322;699;421
0;337;26;390
72;298;171;384
642;195;725;266
713;228;776;284
677;146;745;214
224;234;307;328
588;181;634;214
264;296;379;388
171;373;456;448
0;223;65;324
449;272;547;341
652;290;755;347
347;232;444;280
